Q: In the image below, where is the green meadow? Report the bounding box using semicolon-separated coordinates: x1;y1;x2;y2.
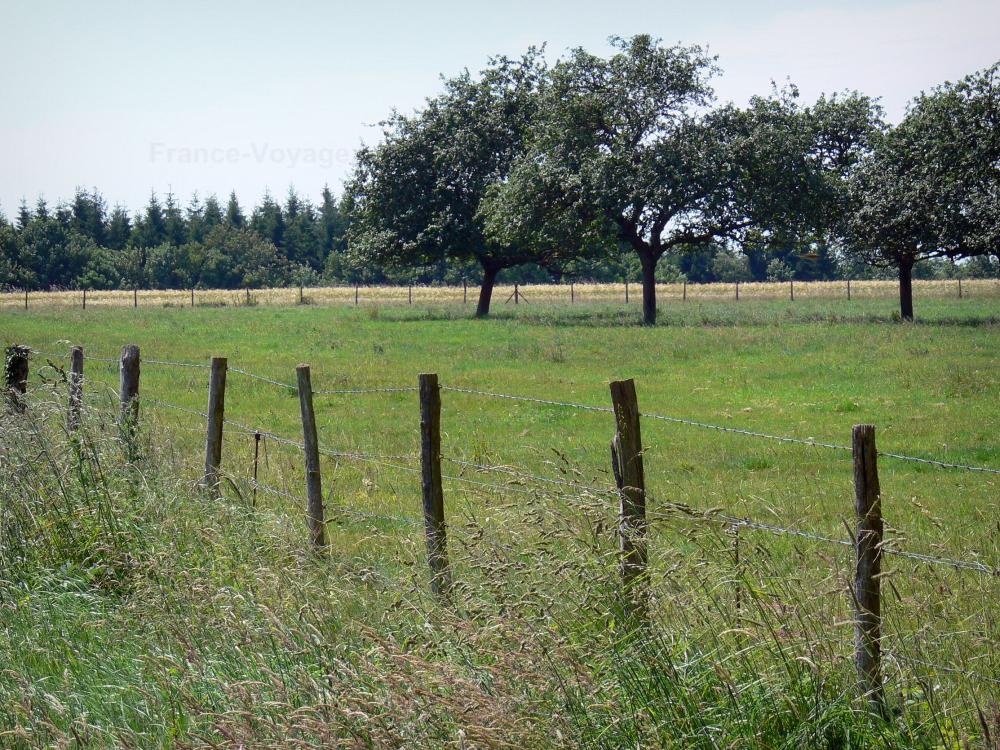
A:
1;296;998;748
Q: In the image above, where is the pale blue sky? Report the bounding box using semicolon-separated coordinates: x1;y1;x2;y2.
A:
1;0;998;215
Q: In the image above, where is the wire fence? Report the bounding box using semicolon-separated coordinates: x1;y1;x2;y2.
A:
10;342;1000;706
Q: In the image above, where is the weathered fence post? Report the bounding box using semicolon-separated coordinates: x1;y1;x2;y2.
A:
852;423;883;711
299;285;304;305
514;283;520;305
119;345;141;456
4;345;29;413
463;279;467;304
683;281;687;302
24;289;28;310
191;288;195;307
571;282;575;304
408;285;413;304
355;284;359;305
133;288;138;308
735;281;740;301
245;287;250;306
790;280;794;301
847;279;852;301
204;357;227;498
958;278;963;299
296;365;326;552
419;373;451;597
609;378;647;618
82;288;86;310
625;280;629;304
67;346;84;431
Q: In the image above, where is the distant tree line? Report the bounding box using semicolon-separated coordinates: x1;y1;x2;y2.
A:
2;37;997;321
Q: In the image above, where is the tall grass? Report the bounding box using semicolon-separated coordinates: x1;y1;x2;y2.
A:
1;385;996;748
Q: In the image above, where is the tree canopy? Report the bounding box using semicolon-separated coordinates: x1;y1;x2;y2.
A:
843;63;1000;319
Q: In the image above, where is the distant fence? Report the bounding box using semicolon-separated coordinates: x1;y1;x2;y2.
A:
2;278;999;311
7;343;1000;712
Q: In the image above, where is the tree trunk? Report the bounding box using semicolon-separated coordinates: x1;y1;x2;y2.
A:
898;257;914;321
640;253;658;326
476;263;500;318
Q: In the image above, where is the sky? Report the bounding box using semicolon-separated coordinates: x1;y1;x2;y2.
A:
1;0;998;216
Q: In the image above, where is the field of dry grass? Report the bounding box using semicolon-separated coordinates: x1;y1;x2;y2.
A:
2;277;997;310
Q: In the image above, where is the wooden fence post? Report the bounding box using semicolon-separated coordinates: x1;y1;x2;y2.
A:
463;279;467;304
204;357;227;498
735;281;740;301
408;285;413;304
82;289;86;310
571;282;575;304
683;281;687;302
296;365;326;552
790;279;794;301
514;283;520;305
958;278;963;299
119;345;141;456
68;346;84;431
419;373;451;596
355;284;359;305
625;280;629;304
847;279;852;301
191;288;195;307
24;289;28;310
4;345;29;413
609;378;647;617
852;424;883;711
133;288;138;308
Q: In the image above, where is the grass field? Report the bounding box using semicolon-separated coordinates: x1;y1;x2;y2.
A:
1;296;998;748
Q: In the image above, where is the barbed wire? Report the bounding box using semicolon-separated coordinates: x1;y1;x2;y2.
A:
313;386;417;395
223;472;419;527
440;384;1000;474
19;346;1000;474
228;367;297;390
647;499;998;576
441;456;615;495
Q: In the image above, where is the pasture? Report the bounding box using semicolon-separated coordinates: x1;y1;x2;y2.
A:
1;295;998;748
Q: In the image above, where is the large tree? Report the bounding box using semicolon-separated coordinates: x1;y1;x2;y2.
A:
344;49;565;316
844;63;1000;320
483;36;878;324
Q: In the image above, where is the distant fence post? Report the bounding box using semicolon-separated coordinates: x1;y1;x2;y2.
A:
133;288;138;308
735;281;739;301
571;282;575;304
852;423;883;711
958;278;963;299
625;280;629;304
515;283;520;305
847;279;851;301
82;288;86;310
790;280;794;301
419;373;451;597
68;346;84;431
191;288;195;307
355;284;359;305
24;289;28;310
204;357;227;498
119;345;141;457
299;285;304;305
4;345;29;413
408;285;413;305
296;364;326;552
609;378;647;618
683;281;687;302
463;279;467;304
